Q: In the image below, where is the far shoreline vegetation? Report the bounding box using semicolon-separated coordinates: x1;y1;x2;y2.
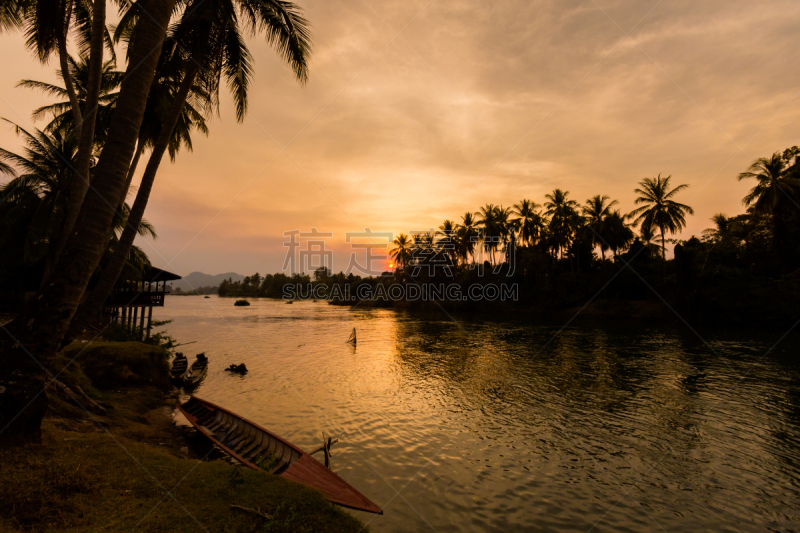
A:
207;150;800;329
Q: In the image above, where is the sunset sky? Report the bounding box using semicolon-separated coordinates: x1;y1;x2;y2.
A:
1;0;799;278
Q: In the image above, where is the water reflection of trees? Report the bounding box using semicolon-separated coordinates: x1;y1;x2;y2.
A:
389;317;735;455
386;313;800;524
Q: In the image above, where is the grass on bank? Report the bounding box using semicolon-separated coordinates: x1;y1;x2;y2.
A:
0;340;367;533
0;427;365;533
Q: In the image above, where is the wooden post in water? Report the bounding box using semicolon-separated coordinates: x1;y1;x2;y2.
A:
146;306;153;340
139;305;146;339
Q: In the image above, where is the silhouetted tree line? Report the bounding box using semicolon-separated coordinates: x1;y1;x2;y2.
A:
171;285;218;295
218;273;312;298
219;150;800;326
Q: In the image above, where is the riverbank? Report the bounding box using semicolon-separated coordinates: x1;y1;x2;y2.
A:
0;341;366;532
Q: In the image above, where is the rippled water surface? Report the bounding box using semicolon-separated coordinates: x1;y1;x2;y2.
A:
161;296;800;532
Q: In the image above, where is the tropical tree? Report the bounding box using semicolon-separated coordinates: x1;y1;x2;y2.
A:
116;50;211;207
702;213;731;241
103;202;158;280
19;54;122;148
630;174;694;266
544;189;579;259
476;203;500;264
495;206;518;264
408;231;436;274
4;0;111;277
602;210;634;258
0;119;162;283
3;1;179;441
390;233;412;269
437;219;456;243
513;199;544;247
639;223;662;257
583;194;617;261
73;0;311;329
0;122;78;276
737;150;800;245
437;219;457;266
457;211;480;264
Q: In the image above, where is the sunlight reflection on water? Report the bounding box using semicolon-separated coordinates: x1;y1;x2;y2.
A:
160;295;800;532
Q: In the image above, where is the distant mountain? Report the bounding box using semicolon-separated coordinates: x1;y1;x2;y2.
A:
169;271;244;292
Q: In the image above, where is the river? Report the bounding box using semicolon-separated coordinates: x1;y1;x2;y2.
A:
161;295;800;532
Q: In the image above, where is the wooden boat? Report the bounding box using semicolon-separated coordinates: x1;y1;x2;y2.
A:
178;396;382;514
169;353;188;384
183;353;208;387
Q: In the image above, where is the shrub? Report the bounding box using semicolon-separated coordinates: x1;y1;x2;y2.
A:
59;342;170;391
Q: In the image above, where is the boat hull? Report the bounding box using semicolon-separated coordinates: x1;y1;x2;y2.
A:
178;396;382;514
182;361;207;388
169;357;188;384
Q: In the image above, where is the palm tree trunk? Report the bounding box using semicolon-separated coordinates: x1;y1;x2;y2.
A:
57;0;82;136
118;135;146;207
44;0;105;284
661;227;666;278
1;0;176;439
74;64;200;328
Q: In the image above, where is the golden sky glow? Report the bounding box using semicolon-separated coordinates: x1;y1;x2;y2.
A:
1;0;799;276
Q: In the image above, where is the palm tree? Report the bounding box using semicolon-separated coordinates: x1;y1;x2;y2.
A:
117;53;211;207
20;49;210;212
1;0;114;136
738;151;800;230
390;234;412;269
476;203;501;264
6;0;178;364
602;210;634;258
494;206;518;264
457;211;480;264
583;194;618;261
544;189;579;259
2;0;111;278
74;0;312;328
630;174;693;267
409;231;436;273
0;122;157;283
0;1;181;442
437;219;457;265
437;219;456;242
639;223;662;257
19;54;123;148
702;213;730;241
0;122;78;275
513;199;544;246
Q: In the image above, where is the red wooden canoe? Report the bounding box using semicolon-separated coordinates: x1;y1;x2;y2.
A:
178;396;383;514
